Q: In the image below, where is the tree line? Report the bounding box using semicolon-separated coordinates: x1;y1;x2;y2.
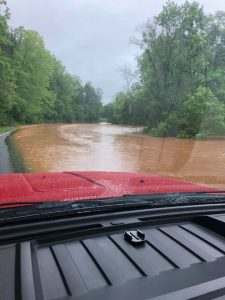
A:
0;0;102;126
103;1;225;139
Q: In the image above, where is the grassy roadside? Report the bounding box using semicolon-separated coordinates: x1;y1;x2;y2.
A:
0;126;17;135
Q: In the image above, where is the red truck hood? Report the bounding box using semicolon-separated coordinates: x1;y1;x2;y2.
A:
0;171;216;204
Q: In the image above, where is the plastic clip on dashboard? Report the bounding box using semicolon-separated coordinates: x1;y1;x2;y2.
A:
124;229;146;246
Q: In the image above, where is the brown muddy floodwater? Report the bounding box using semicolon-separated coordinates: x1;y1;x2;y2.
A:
10;123;225;189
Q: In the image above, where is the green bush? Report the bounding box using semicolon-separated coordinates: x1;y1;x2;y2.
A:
150;112;180;137
150;122;169;137
195;131;208;140
176;132;193;138
182;87;225;137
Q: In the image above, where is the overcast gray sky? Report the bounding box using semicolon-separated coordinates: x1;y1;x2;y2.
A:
7;0;225;103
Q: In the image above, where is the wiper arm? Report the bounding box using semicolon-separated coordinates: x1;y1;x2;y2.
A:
1;192;225;210
65;192;225;214
0;201;44;208
72;192;225;206
1;192;225;221
0;201;76;214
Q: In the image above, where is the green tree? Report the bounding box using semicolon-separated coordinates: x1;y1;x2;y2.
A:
0;0;15;125
182;87;225;137
102;102;115;123
49;59;76;123
106;1;225;138
11;29;54;123
49;61;102;123
83;82;102;122
0;1;103;126
138;1;206;123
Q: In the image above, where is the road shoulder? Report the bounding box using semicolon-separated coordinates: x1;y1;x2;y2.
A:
0;131;15;173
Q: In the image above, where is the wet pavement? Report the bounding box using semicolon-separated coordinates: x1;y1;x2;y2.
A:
0;131;14;173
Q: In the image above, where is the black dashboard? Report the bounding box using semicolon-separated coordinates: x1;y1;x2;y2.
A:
2;203;225;300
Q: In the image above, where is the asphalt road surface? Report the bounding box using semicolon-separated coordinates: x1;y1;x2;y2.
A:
0;131;14;173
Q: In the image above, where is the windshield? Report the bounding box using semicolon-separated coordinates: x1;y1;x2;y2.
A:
1;0;225;205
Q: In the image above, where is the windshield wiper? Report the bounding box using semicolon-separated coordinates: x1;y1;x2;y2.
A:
0;201;74;210
1;192;225;221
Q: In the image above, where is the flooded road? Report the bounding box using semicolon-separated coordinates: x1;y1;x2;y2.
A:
10;123;225;189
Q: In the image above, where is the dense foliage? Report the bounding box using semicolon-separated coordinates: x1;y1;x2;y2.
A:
0;1;102;125
103;1;225;138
